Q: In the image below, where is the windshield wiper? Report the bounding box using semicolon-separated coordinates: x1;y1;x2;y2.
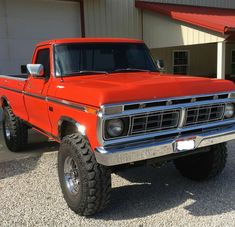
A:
65;70;108;76
112;68;150;73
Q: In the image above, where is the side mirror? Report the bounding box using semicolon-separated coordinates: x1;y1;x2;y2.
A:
26;64;45;78
156;59;165;72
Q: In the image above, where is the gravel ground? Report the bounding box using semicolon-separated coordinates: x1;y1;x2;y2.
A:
0;137;235;226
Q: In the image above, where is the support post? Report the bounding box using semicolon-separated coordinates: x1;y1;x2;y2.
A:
217;41;226;79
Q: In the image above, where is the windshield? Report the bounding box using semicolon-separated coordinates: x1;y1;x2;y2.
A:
54;43;157;76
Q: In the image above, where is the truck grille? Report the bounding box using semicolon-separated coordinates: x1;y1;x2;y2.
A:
130;109;180;135
102;92;233;140
185;104;225;126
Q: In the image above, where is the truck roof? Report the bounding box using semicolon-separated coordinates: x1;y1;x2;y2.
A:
37;38;144;47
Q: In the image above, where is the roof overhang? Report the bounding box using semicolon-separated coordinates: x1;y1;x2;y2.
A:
136;1;235;36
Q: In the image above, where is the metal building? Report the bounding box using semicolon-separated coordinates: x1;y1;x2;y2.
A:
1;0;235;81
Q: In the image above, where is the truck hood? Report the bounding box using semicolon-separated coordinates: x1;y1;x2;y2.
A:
55;72;235;107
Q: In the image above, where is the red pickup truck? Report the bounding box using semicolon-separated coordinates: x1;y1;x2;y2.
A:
1;38;235;216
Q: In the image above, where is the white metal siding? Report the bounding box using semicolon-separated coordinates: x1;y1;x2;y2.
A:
0;0;81;75
84;0;142;39
151;44;218;76
151;43;235;77
142;0;235;9
143;11;225;49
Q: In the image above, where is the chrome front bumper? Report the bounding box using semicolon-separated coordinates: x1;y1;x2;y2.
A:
95;124;235;166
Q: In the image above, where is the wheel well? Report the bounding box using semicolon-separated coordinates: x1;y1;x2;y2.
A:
59;120;79;139
1;97;9;108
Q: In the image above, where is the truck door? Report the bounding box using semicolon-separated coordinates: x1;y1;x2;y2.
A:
24;45;52;134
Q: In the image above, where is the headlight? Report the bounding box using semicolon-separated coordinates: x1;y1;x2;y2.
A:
106;119;124;137
224;103;235;118
229;93;235;99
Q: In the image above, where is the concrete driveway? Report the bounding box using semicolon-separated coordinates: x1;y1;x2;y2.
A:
0;129;234;226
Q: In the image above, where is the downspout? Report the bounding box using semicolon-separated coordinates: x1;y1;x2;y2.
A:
79;0;85;37
141;8;144;40
135;0;144;40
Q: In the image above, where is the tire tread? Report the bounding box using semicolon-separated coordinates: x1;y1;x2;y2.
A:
58;133;111;216
3;106;28;152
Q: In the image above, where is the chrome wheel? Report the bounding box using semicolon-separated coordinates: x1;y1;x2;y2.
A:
64;156;80;196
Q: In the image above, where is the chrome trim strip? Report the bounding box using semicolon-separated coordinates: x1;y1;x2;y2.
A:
97;111;104;146
0;86;22;94
23;91;46;100
47;97;86;111
178;108;186;128
95;124;235;166
0;85;87;112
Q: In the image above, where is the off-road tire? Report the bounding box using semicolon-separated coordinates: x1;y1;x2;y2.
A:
2;106;28;152
174;143;227;181
58;133;111;216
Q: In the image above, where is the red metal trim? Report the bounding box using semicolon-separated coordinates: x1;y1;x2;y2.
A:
37;38;143;47
135;1;235;35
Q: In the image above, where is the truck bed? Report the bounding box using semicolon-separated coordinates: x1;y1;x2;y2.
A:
0;74;28;80
0;74;28;121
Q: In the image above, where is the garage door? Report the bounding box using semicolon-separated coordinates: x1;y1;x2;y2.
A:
0;0;81;75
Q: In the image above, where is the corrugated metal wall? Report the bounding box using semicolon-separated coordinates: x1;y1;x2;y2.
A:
84;0;142;38
142;0;235;9
84;0;235;39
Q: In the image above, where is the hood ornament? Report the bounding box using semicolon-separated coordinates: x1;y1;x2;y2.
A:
166;100;173;105
139;103;146;109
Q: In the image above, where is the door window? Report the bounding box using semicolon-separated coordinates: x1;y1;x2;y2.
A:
35;49;50;77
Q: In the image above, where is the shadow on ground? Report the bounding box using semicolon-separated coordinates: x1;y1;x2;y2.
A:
0;129;58;179
0;156;41;180
94;150;235;220
1;128;234;220
26;129;59;152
